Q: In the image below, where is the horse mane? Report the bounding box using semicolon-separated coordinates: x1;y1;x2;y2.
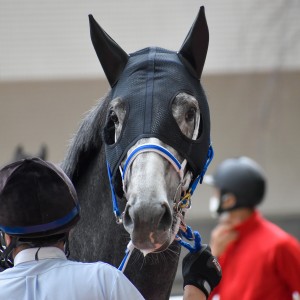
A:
61;92;111;182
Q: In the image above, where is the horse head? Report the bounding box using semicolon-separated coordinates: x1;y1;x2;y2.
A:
89;7;210;255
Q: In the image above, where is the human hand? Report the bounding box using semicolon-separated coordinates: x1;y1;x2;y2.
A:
182;244;222;298
210;223;238;257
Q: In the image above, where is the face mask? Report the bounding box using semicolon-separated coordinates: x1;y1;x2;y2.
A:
209;196;220;218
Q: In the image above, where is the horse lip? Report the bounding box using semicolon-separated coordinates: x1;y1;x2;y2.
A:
136;235;171;256
132;218;179;254
132;240;165;253
139;242;170;256
152;240;171;253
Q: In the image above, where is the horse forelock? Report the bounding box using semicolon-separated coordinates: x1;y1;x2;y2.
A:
61;92;112;181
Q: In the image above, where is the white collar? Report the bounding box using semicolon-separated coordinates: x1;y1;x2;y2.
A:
14;247;67;266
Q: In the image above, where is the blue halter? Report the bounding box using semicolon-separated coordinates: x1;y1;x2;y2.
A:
107;143;187;222
106;142;214;224
105;142;214;271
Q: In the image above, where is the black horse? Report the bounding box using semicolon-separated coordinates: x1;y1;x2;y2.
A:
62;6;211;300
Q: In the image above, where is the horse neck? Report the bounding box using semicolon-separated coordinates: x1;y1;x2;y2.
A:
68;147;128;265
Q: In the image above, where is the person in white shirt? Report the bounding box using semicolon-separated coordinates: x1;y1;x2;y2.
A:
0;158;221;300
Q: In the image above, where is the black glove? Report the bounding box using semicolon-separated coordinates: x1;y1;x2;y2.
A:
182;244;222;298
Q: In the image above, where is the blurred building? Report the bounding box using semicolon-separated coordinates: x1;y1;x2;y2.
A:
1;0;299;296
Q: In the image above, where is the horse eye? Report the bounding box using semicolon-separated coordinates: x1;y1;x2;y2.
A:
109;111;119;125
185;108;196;122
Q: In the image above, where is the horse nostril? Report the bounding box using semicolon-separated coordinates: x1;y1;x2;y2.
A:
123;205;133;231
158;203;172;231
123;202;172;236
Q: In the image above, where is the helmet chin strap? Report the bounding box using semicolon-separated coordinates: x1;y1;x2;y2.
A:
0;232;17;269
0;231;71;270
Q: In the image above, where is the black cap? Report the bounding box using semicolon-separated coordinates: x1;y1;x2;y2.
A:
0;158;80;238
207;157;266;211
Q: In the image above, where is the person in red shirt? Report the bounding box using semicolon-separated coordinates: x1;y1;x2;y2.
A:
205;156;300;300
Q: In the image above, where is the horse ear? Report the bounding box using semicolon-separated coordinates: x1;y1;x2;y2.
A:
178;6;209;79
38;144;48;160
89;15;129;87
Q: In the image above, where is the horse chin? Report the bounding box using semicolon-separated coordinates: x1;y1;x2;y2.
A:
153;240;172;253
130;215;181;256
139;239;171;256
138;230;179;256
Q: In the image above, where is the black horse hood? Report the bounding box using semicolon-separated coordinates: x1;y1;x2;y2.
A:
104;47;210;178
89;7;210;191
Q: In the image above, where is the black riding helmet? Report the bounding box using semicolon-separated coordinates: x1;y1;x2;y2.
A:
0;158;80;267
207;157;266;214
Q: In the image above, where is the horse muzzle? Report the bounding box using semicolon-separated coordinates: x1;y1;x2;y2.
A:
123;201;173;253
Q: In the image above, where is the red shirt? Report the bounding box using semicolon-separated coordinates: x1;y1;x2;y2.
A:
210;210;300;300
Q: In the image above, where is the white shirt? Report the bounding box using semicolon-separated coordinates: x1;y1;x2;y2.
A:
0;247;145;300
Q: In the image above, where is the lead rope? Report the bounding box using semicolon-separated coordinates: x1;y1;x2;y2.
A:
118;241;135;272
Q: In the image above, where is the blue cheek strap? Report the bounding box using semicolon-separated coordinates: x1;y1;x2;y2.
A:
106;161;123;224
190;143;214;195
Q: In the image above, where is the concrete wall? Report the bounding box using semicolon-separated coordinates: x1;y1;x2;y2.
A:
0;78;107;165
1;1;300;81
